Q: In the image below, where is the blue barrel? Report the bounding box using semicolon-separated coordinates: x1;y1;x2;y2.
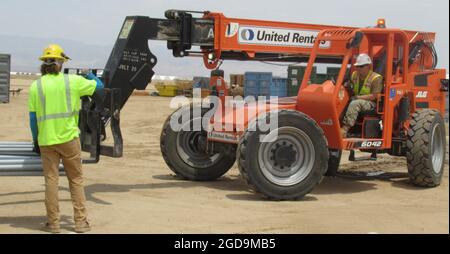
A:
193;76;210;89
244;72;273;99
270;78;288;98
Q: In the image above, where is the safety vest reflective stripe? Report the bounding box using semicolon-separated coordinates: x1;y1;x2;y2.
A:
64;74;72;114
36;74;77;123
352;71;382;95
372;73;382;82
36;111;79;123
36;79;46;115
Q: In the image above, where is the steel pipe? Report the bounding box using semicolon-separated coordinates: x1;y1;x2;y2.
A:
0;146;34;149
0;168;65;176
0;148;35;152
0;164;63;171
0;148;34;152
0;159;43;165
0;173;63;176
0;143;33;146
0;171;65;176
0;158;42;161
0;155;40;160
0;142;33;145
0;152;39;156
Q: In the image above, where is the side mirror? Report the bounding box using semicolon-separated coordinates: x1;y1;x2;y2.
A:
347;32;364;49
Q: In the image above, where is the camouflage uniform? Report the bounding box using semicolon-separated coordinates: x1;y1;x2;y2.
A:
343;71;383;127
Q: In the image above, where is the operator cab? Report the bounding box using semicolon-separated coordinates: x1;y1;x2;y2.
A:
335;53;385;140
346;65;385;140
342;30;409;141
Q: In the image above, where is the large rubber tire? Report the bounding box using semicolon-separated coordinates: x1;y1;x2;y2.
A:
325;149;342;176
406;109;446;187
237;110;329;200
160;104;236;181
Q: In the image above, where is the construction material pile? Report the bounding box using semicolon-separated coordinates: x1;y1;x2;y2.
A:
152;79;193;97
229;84;244;96
230;74;244;87
229;74;245;97
0;141;63;176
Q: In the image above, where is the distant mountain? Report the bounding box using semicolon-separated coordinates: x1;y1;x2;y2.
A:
0;34;113;73
0;34;287;78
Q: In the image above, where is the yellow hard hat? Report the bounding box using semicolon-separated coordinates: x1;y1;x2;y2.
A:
39;44;71;62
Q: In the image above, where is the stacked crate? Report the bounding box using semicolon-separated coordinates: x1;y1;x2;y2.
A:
0;54;11;103
270;78;288;98
230;74;245;87
287;66;317;97
244;72;272;99
243;72;288;99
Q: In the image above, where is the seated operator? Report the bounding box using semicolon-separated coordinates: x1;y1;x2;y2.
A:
340;53;383;137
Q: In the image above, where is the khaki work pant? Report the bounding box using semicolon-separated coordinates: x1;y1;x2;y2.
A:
343;99;376;127
40;138;87;226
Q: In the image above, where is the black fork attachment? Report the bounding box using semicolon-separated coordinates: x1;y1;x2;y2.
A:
70;12;214;162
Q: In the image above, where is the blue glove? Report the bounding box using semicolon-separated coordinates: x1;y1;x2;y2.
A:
86;73;104;91
85;72;96;80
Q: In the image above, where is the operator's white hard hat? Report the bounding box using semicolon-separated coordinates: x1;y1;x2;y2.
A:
354;53;372;66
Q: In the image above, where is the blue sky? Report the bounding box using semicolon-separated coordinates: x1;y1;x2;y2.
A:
0;0;448;75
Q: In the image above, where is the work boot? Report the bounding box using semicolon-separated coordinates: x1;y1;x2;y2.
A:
75;221;91;233
41;222;61;234
340;125;350;138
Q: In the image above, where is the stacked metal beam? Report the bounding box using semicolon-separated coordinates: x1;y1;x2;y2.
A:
0;142;64;176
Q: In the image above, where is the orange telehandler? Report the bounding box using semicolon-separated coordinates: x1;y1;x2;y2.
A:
76;10;448;200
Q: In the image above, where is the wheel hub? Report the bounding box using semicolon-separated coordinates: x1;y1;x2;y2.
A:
176;117;221;169
258;126;316;187
194;133;208;153
271;142;297;169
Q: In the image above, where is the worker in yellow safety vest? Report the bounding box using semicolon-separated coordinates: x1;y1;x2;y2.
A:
28;44;104;233
341;53;383;137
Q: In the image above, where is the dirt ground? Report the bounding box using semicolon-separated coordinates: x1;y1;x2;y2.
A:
0;77;448;234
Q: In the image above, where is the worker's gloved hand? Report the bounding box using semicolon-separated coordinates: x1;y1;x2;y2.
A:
85;73;97;80
33;140;41;155
343;81;354;96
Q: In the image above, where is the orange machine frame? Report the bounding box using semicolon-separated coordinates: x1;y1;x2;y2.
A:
196;13;446;151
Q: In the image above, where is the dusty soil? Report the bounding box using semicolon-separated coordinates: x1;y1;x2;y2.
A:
0;77;448;234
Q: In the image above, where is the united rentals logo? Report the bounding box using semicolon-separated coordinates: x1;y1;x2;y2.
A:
238;26;330;48
240;29;255;41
